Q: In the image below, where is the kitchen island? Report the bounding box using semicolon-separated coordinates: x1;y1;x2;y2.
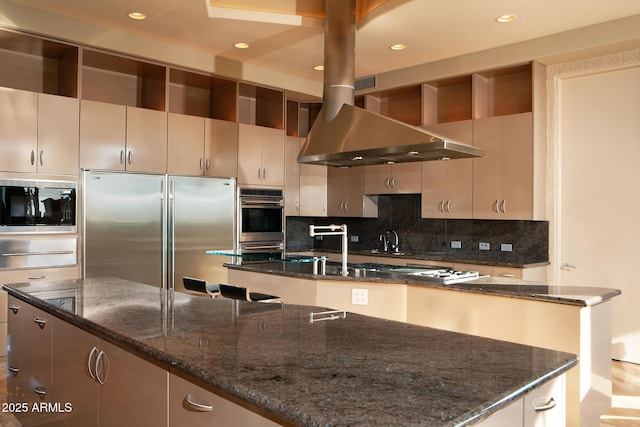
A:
225;260;621;427
3;277;576;427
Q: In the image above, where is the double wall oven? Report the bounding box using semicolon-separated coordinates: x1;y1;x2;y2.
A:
237;188;284;255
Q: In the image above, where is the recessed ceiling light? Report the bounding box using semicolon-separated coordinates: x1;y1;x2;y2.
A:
495;14;517;23
128;12;146;20
234;42;250;49
389;44;407;51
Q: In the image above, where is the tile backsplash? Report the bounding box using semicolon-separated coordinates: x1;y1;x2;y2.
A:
286;194;548;264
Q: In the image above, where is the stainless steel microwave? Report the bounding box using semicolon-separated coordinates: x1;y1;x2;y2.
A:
0;179;77;233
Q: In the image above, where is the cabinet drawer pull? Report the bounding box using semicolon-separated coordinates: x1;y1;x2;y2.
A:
34;318;47;329
127;150;133;165
444;200;451;213
390;176;396;189
39;150;44;166
499;273;515;278
492;200;499;213
205;159;210;171
532;397;556;412
34;386;47;397
88;347;99;380
95;350;110;385
28;275;46;280
262;168;267;180
120;150;125;164
500;199;507;213
8;366;19;376
184;395;214;412
9;304;19;314
200;158;204;171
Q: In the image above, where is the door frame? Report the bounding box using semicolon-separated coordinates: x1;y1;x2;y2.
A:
546;48;640;283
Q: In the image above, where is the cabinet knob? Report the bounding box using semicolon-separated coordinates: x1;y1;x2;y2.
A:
184;395;214;412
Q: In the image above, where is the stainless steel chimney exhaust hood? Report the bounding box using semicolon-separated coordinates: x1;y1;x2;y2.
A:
298;0;484;167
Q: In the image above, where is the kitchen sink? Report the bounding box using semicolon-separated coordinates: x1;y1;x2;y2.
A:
320;262;480;284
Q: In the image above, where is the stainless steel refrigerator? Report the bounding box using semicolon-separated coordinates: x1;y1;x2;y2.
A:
83;170;235;292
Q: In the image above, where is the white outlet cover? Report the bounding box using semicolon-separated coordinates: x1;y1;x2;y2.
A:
352;288;368;305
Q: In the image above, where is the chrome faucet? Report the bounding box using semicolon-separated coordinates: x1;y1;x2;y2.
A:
309;224;349;276
387;229;399;253
379;233;389;252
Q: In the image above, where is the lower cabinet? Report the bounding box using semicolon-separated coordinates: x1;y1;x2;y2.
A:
51;318;168;427
476;375;565;427
169;373;279;427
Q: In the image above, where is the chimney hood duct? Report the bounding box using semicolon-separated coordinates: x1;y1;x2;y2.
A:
298;0;484;167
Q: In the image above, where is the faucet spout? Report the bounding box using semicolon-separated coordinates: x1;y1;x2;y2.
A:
379;233;388;252
387;229;399;253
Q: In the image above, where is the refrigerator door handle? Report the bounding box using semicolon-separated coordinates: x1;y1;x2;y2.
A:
168;179;176;291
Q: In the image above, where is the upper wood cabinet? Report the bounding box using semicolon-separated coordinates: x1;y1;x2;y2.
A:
364;163;421;195
204;118;238;178
421;120;473;219
284;136;301;216
473;112;534;219
0;89;79;175
285;136;327;217
238;123;285;187
327;167;377;217
80;100;167;173
167;113;205;176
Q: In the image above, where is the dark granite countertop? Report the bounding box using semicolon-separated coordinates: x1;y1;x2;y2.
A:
4;277;577;427
318;248;550;268
226;262;620;307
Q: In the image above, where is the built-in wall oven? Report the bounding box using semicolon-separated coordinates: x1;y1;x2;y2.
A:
0;179;77;233
237;188;284;255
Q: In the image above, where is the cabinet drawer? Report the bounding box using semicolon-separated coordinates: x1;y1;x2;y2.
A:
7;295;53;366
0;265;79;284
169;373;280;427
524;376;565;427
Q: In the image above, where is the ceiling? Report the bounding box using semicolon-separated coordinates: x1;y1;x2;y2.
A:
4;0;640;87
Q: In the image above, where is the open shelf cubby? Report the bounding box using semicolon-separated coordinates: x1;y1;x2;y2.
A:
238;83;284;130
365;85;422;126
0;29;78;97
81;49;166;111
423;75;472;125
168;68;237;121
474;64;532;118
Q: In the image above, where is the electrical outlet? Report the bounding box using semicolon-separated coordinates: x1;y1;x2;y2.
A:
479;242;490;251
500;243;513;252
352;288;368;305
350;235;359;243
451;240;462;249
314;235;323;240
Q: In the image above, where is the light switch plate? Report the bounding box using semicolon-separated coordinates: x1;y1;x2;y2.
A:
451;241;462;249
500;243;513;252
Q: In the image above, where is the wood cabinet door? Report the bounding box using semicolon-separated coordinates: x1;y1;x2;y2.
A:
445;158;473;218
37;94;79;175
500;112;533;219
204;118;237;178
79;100;126;170
327;167;366;216
167;113;205;176
126;107;167;174
51;317;100;427
299;163;327;216
261;127;285;187
237;123;264;185
472;115;503;219
364;164;391;194
421;160;447;218
98;339;168;427
284;135;300;215
390;162;422;193
0;87;38;173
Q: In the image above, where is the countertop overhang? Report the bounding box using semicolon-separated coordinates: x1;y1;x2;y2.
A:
225;261;621;307
4;277;577;427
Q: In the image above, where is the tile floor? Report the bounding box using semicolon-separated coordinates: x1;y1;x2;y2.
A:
0;356;637;426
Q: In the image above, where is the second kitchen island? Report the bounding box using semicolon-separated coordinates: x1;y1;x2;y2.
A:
3;277;576;427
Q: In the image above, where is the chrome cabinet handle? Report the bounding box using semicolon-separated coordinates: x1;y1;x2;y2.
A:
500;199;507;213
205;159;210;171
384;177;391;189
184;395;213;412
28;275;46;280
262;168;267;180
561;263;576;270
9;304;19;314
445;200;451;213
34;318;47;329
533;397;556;412
499;273;515;278
438;200;444;213
39;150;44;166
390;176;396;189
343;201;348;212
95;350;109;385
492;200;499;213
120;150;125;164
34;386;47;397
127;150;133;165
30;150;35;165
87;347;99;380
8;366;19;376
